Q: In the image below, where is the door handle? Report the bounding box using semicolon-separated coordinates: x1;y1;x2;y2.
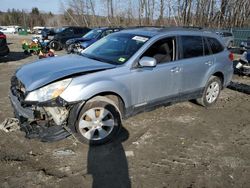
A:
205;61;213;66
171;67;181;73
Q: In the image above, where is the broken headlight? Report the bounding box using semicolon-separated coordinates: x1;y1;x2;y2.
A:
25;78;72;102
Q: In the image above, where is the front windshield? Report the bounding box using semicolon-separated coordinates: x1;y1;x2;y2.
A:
83;29;102;39
82;33;150;65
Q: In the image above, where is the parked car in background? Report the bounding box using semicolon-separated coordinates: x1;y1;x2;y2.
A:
0;32;10;57
215;30;234;48
0;26;16;34
49;26;91;51
240;37;250;53
10;27;233;145
65;27;122;53
40;28;55;40
32;26;45;34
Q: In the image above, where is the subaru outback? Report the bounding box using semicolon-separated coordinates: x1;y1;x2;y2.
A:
10;27;234;145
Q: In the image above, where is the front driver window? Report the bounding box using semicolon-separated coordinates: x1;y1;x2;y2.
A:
142;37;176;64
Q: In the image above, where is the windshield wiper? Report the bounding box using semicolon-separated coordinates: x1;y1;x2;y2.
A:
81;53;117;65
81;53;101;61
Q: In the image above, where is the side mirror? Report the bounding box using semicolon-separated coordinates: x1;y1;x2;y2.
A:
139;56;157;67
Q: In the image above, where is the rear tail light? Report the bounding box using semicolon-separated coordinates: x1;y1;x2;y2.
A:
229;52;234;61
0;34;6;39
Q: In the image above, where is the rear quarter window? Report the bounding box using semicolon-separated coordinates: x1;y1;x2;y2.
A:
181;36;203;58
207;37;224;54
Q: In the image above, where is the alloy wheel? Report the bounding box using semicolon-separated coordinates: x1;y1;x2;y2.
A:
78;107;115;141
206;81;220;103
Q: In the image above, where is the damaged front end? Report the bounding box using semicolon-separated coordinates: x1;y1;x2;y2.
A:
9;76;76;142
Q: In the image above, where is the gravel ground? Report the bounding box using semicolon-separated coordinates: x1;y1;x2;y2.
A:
0;35;249;188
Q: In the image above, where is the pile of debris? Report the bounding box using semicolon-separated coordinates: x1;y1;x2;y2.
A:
0;118;19;132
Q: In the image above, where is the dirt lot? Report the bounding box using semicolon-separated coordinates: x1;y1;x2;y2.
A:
0;35;249;188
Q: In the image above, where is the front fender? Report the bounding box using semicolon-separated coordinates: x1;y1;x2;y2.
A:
60;80;131;108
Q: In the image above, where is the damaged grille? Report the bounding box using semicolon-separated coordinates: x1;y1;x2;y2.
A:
11;76;26;103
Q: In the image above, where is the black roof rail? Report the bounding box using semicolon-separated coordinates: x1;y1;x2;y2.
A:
123;25;205;31
124;26;165;30
181;26;203;30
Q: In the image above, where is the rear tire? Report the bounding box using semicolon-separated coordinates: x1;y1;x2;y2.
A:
73;97;122;145
196;76;222;107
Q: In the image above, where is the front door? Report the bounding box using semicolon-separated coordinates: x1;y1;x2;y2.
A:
131;36;182;108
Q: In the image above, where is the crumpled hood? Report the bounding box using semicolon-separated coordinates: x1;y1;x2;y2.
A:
16;54;116;91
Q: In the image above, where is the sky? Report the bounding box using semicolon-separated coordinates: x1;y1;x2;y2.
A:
0;0;68;14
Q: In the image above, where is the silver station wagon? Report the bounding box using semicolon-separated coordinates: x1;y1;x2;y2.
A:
10;27;234;145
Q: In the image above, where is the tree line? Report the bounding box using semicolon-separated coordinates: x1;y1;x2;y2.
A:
0;8;54;28
0;0;249;29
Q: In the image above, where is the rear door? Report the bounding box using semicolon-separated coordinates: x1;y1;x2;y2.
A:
179;35;215;94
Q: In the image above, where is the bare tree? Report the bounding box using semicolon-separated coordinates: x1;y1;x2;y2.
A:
1;0;250;28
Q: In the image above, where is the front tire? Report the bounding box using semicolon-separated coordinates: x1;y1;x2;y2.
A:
49;40;61;51
196;76;222;107
67;44;75;54
73;97;121;145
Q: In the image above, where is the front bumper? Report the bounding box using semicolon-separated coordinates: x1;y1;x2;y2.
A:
9;92;34;119
9;90;71;142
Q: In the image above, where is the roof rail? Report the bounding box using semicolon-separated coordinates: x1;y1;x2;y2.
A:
124;25;204;31
124;26;165;29
181;26;203;30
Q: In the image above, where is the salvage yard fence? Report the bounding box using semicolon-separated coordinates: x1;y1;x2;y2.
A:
228;28;250;46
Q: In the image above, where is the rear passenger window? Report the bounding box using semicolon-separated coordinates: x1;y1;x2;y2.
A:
181;36;203;58
207;37;224;54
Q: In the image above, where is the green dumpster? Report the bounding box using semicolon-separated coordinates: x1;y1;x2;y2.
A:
18;28;28;35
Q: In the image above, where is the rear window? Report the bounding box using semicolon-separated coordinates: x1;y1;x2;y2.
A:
181;36;203;58
207;37;224;54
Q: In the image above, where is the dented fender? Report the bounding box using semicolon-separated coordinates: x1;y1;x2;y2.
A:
60;78;132;109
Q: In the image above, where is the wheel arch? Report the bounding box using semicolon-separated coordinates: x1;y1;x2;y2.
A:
212;71;224;87
90;92;126;118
